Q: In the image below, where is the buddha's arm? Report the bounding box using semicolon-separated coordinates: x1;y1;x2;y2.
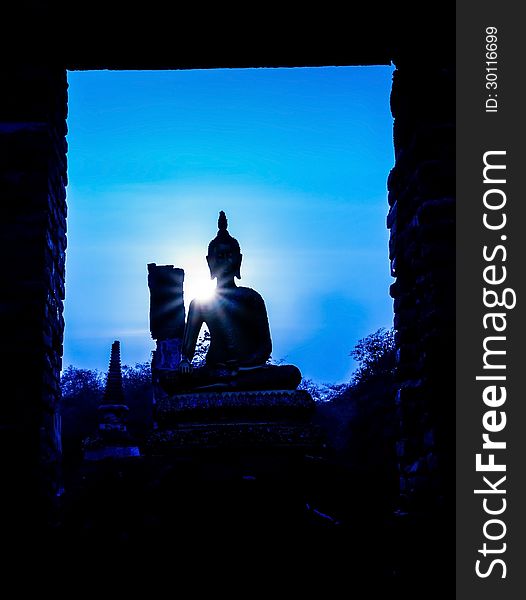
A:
250;296;272;364
181;300;204;363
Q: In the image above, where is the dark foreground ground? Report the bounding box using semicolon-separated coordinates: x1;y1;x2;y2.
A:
11;447;452;596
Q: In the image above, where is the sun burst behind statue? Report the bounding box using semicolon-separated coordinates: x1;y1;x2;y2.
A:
184;274;216;303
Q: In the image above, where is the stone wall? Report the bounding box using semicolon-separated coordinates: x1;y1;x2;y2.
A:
388;61;455;511
0;67;68;530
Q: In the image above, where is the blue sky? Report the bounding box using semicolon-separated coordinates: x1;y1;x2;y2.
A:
64;66;395;384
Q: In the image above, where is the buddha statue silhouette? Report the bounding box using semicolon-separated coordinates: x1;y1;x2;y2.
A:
159;211;302;394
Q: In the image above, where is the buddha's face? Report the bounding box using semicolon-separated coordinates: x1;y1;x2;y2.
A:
207;242;242;281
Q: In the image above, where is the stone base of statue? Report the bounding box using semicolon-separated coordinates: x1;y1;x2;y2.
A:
146;389;324;454
156;389;314;423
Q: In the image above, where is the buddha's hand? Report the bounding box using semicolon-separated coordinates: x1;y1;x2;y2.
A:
178;358;193;375
216;360;239;375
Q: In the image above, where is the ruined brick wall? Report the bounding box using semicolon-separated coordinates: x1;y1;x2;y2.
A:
388;61;455;511
0;67;68;529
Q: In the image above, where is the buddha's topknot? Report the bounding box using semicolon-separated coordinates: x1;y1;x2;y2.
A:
208;210;241;256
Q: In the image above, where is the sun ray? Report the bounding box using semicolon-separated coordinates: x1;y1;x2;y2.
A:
184;274;216;305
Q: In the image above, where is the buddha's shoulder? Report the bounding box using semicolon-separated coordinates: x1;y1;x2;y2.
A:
236;286;265;303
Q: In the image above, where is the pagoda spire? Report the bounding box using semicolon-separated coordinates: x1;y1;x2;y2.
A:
103;340;125;404
83;340;139;460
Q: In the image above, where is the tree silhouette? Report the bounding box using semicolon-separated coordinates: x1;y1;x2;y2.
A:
349;327;396;386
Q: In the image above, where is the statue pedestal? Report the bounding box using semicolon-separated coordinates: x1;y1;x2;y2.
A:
156;389;315;423
146;390;324;454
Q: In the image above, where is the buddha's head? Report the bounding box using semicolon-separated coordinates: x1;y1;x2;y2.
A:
207;211;242;282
